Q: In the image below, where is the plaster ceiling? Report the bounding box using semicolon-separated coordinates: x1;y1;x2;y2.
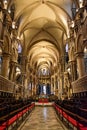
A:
9;0;73;74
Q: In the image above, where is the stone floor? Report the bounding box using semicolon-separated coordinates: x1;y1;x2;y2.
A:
18;107;68;130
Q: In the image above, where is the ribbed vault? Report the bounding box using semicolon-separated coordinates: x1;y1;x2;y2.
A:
8;0;73;75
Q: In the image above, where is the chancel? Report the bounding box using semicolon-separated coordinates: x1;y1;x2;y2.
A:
0;0;87;130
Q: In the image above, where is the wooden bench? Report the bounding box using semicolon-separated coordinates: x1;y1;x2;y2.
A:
0;103;35;130
53;103;87;130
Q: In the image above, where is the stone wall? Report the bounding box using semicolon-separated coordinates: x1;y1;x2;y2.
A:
72;75;87;93
0;75;14;93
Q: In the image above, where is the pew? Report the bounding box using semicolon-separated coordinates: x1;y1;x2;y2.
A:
53;103;87;130
0;103;35;130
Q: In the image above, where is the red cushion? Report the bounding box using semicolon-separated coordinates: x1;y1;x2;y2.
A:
0;103;35;129
54;104;87;130
0;126;6;130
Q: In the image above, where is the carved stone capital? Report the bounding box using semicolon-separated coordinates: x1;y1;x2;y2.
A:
69;60;76;64
10;61;17;66
75;52;84;58
2;52;11;58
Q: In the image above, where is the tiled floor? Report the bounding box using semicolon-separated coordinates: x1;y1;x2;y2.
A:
18;107;68;130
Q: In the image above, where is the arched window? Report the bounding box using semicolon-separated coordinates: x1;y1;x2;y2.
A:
71;2;76;18
18;44;22;54
18;44;22;64
65;43;68;52
65;44;69;63
16;67;21;75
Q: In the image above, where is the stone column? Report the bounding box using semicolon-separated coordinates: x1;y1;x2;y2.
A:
59;57;65;95
57;61;62;98
20;73;25;98
76;52;85;78
54;75;58;96
59;75;63;99
32;73;36;95
51;76;54;94
31;76;33;96
54;76;56;95
51;77;53;94
34;76;37;95
24;76;28;98
0;8;6;40
60;56;65;72
24;61;29;89
1;53;10;78
9;61;16;81
21;56;27;73
21;56;28;98
69;60;77;81
32;69;36;95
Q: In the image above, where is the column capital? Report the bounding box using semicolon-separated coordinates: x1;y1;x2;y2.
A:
68;60;76;63
3;52;11;58
10;60;17;66
75;52;84;58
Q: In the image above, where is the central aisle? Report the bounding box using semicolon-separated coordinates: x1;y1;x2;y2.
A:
18;107;67;130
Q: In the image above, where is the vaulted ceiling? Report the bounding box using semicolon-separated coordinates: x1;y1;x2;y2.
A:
6;0;74;74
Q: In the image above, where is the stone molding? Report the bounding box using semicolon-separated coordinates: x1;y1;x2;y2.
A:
0;75;14;93
72;75;87;93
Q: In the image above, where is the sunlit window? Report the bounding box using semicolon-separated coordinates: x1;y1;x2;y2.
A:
84;47;87;73
66;44;68;52
84;47;87;58
16;67;21;75
40;68;50;76
18;44;22;53
43;85;46;94
79;0;83;8
0;57;2;63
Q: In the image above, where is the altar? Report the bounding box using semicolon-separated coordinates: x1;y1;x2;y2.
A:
38;94;49;103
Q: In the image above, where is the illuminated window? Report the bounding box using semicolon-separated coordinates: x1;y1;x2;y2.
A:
43;85;46;94
66;44;68;52
18;44;22;53
79;0;83;8
16;67;21;75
